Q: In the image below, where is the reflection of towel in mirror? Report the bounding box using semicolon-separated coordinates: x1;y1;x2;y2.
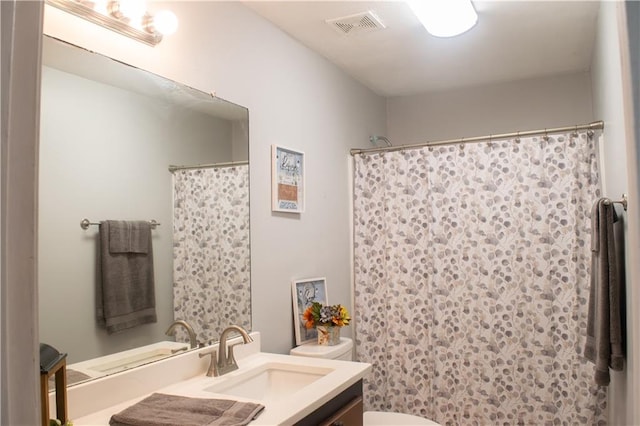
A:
97;220;157;334
109;393;265;426
584;199;625;386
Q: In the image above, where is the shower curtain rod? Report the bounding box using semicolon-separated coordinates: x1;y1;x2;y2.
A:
168;160;248;172
350;120;604;156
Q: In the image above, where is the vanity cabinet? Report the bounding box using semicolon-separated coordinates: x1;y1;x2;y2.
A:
295;380;363;426
319;396;363;426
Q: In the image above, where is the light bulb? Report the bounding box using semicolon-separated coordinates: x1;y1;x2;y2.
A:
118;0;147;21
407;0;477;38
153;10;178;36
91;0;109;14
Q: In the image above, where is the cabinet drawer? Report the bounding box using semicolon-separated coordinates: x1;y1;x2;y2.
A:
295;380;362;426
319;396;363;426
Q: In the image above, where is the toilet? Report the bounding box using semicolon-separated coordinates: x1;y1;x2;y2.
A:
290;338;441;426
289;337;354;360
363;411;441;425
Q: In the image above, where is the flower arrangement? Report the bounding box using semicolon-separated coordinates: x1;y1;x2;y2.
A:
303;302;351;329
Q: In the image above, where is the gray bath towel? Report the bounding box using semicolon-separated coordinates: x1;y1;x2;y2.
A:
97;220;157;334
109;220;150;254
109;393;265;426
584;198;625;386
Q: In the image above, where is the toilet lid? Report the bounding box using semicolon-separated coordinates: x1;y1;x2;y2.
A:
289;337;353;359
363;411;442;426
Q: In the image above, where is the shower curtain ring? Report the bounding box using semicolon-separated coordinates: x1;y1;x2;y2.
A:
515;131;520;143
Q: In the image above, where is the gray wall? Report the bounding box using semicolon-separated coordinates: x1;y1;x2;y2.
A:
386;72;594;144
39;65;234;363
43;1;387;355
591;2;638;425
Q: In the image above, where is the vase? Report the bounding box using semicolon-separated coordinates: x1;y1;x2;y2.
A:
316;325;340;346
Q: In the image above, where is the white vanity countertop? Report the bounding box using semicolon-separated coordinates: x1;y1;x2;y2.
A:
72;351;371;425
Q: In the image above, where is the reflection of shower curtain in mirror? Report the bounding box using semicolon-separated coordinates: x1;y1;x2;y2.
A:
172;166;250;344
353;131;607;424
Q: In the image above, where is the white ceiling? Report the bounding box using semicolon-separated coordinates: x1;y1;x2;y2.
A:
243;1;600;97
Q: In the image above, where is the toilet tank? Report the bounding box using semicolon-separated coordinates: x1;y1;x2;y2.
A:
290;337;353;361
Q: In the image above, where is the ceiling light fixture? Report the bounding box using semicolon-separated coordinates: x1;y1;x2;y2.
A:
407;0;477;38
45;0;178;46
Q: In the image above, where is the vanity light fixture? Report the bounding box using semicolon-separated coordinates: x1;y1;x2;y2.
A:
407;0;477;38
45;0;178;46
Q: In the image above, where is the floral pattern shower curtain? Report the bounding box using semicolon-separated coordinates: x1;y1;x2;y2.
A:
172;166;250;343
353;132;607;425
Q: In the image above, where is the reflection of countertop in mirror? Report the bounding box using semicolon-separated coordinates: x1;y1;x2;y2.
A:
57;333;371;425
63;341;190;383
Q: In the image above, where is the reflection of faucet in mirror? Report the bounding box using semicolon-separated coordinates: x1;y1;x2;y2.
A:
199;325;253;377
165;320;198;349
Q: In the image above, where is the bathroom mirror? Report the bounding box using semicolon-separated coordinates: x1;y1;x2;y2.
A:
38;35;251;387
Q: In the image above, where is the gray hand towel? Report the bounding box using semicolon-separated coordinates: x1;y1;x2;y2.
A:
584;198;625;386
109;220;150;254
97;220;157;334
109;393;265;426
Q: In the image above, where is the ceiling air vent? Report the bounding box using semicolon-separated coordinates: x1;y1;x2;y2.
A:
326;11;386;36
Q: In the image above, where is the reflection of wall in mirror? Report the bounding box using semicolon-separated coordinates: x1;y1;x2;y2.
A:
38;61;249;368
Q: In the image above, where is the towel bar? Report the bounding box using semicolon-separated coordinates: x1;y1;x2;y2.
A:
80;218;160;230
603;193;628;211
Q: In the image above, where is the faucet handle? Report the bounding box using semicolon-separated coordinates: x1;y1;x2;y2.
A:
226;343;243;366
199;349;218;377
218;344;240;376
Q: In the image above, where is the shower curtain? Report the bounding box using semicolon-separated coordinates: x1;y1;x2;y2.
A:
353;131;607;425
172;165;250;343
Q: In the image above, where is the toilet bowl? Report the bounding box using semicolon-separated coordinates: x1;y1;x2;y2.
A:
289;339;441;426
364;411;441;425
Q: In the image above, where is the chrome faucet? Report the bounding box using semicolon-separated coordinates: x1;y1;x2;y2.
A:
165;320;198;349
199;325;253;377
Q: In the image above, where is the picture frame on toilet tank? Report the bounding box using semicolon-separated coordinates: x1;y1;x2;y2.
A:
271;144;305;213
292;277;327;345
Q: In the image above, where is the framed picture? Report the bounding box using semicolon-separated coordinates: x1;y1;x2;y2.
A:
292;277;328;345
272;145;304;213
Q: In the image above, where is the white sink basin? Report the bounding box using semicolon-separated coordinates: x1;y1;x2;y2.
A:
204;362;333;402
